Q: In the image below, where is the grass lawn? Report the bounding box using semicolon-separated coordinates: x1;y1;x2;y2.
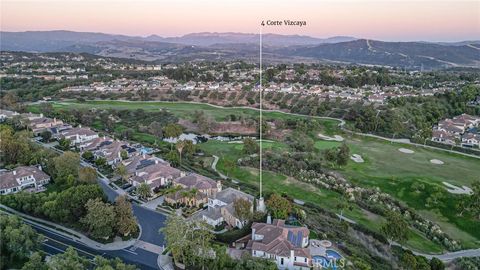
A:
29;100;340;125
314;140;341;150
199;140;446;253
341;134;480;248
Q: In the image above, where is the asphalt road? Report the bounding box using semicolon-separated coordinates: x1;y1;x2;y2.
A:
23;218;160;270
97;178;167;247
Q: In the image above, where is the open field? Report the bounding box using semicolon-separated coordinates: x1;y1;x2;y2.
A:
32;100;339;127
29;100;480;251
199;139;446;253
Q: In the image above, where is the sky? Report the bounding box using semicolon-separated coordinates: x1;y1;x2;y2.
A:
1;0;479;42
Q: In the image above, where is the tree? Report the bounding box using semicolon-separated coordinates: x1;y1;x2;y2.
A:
115;164;128;184
381;211;409;245
115;195;138;237
21;252;47;270
53;151;80;186
93;256;137;270
457;181;480;220
81;150;94;161
266;193;292;220
336;143;350;166
223;159;236;177
58;138;71;150
176;140;187;163
233;198;252;225
81;198;116;239
0;126;32;165
136;183;151;200
243;137;259;155
401;251;417;270
163;123;183;150
120;150;128;160
429;257;445;270
161;216;214;269
40;130;52;142
47;247;89;270
0;215;43;268
286;132;314;152
95;157;107;167
78;167;97;184
165;150;180;166
161;215;190;266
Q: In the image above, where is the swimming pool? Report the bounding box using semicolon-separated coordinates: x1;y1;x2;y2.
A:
326;249;342;259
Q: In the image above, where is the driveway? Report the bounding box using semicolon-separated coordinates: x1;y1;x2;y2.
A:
142;196;165;210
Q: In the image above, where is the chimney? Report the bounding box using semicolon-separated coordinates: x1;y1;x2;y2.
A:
252;228;256;240
155;159;158;164
38;165;43;171
79;124;82;128
267;214;272;224
12;170;16;175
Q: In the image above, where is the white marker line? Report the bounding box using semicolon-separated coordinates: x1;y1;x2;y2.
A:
259;26;263;198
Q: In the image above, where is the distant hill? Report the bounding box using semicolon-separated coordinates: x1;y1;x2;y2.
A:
1;30;479;69
0;30;138;52
280;39;480;69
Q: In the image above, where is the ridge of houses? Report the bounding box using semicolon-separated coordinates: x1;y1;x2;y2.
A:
431;113;480;148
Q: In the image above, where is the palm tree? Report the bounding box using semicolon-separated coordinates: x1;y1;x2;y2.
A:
136;183;151;200
115;164;128;185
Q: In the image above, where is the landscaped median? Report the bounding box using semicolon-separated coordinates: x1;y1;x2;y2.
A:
0;204;138;251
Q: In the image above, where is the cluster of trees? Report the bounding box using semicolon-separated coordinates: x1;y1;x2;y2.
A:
0;186;137;240
393;247;446;270
457;181;480;220
347;84;480;140
324;143;351;167
0;215;137;270
0;125;57;168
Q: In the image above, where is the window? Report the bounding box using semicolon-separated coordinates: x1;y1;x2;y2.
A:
253;250;256;255
294;256;297;261
281;258;284;265
305;258;307;262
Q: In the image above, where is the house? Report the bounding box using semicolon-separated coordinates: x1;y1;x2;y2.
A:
431;130;458;145
202;187;254;228
121;154;169;176
173;173;221;197
60;127;98;145
238;219;311;270
164;188;208;208
130;162;183;191
164;173;221;208
81;136;113;152
93;140;138;166
462;133;480;148
0;109;19;121
0;166;50;195
28;117;61;133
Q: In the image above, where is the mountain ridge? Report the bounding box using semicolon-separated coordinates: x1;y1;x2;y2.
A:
1;30;479;69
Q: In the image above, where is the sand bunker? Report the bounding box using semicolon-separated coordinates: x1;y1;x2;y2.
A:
430;159;444;165
318;133;344;142
350;154;364;163
398;148;415;154
443;182;473;195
